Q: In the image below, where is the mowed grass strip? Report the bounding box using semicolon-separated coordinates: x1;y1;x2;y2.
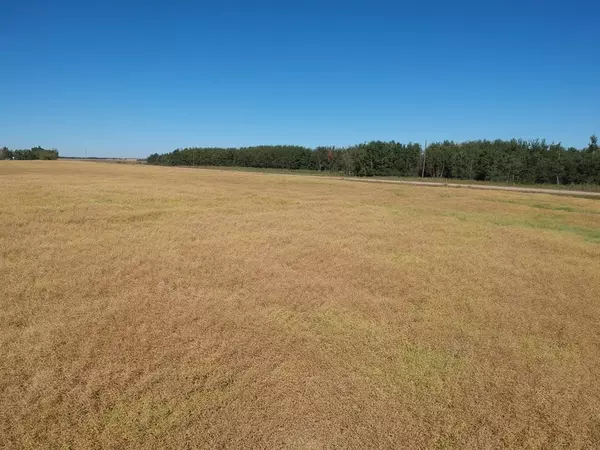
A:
1;161;600;449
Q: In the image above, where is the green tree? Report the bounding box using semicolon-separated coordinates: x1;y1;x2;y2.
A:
588;134;598;153
144;136;600;186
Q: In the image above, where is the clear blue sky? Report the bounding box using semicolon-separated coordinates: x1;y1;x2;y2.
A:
1;0;598;158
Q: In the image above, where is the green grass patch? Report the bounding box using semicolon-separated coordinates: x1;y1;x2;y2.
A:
481;197;600;214
493;215;600;243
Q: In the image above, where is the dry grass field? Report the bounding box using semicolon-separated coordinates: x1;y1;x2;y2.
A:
1;161;600;449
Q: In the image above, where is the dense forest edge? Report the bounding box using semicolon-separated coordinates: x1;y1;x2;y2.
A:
146;136;600;185
3;137;600;186
1;146;59;160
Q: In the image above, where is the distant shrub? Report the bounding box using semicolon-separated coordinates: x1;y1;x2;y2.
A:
4;146;58;160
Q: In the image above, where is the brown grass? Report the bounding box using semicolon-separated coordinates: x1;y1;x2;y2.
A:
1;161;600;449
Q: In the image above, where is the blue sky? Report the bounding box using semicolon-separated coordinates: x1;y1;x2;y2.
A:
1;0;598;157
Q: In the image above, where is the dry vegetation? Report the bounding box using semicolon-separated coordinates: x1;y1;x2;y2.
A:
1;161;600;449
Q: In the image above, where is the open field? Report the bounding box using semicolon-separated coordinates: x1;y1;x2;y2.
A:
59;157;144;164
1;161;600;449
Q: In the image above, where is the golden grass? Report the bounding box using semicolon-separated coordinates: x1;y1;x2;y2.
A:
1;161;600;449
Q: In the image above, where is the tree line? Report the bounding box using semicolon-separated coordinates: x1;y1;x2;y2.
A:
0;146;59;160
147;136;600;185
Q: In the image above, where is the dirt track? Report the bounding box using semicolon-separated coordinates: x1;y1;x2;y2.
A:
339;177;600;198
